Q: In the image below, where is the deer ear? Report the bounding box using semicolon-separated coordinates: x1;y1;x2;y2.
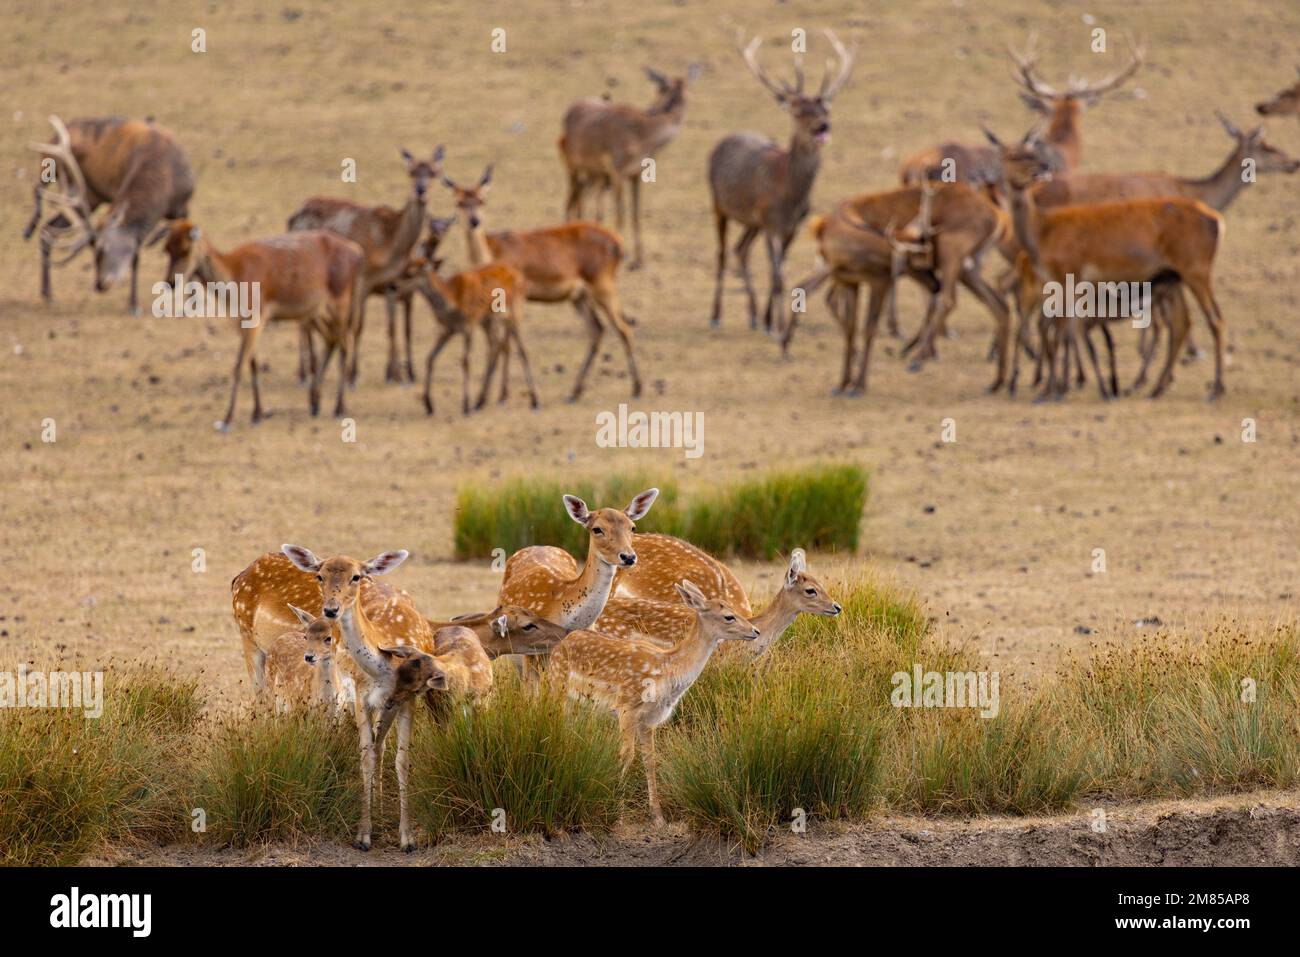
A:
378;645;417;660
625;487;659;521
981;125;1003;148
400;147;415;164
432;144;445;164
282;544;322;573
187;225;201;243
287;603;314;627
362;550;409;577
1018;91;1048;114
786;548;807;585
674;579;708;609
479;164;494;190
563;495;590;525
493;615;509;638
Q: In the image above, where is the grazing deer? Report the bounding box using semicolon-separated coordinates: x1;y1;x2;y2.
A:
287;147;444;385
160;222;364;430
444;166;641;400
708;30;854;332
498;488;660;630
1257;68;1300;119
427;606;569;658
264;605;340;711
280;545;436;852
549;580;759;824
899;34;1143;197
24;115;195;313
427;625;494;700
613;533;753;615
990;127;1227;401
560;63;701;268
599;549;840;657
782;181;1012;394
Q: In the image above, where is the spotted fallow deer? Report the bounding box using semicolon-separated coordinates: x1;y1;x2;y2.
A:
279;545;438;852
427;607;569;658
560;63;701;268
549;580;759;824
264;605;340;711
708;30;854;332
160;221;365;430
24;115;195;314
287;147;444;385
444;165;641;401
599;549;840;656
612;533;752;615
1257;68;1300;119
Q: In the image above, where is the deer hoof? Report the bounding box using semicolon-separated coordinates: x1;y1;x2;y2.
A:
214;420;231;433
353;837;371;852
401;842;416;854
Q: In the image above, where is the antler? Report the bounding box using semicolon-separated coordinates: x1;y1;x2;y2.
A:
736;32;791;101
1007;32;1058;99
26;115;96;262
818;30;855;100
1069;34;1144;97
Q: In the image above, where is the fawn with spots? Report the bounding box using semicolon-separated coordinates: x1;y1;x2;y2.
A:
263;604;340;711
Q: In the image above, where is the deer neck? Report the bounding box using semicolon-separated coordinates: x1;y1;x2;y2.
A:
337;600;388;682
1186;142;1250;211
557;537;618;630
660;614;722;687
313;657;338;707
1046;101;1082;170
465;219;492;266
391;194;426;262
1008;185;1042;268
421;272;457;321
784;133;823;205
749;587;799;655
196;243;235;285
641;98;686;152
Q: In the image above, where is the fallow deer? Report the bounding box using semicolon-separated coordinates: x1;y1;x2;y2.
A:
1257;68;1300;119
280;545;435;852
560;63;702;268
613;533;753;615
444;165;641;400
989;127;1227;401
24;115;195;313
160;222;365;430
598;549;840;657
427;606;569;658
708;30;854;332
548;580;759;824
264;605;340;712
287;147;444;385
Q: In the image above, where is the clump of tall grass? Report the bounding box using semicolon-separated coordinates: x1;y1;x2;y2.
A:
0;665;201;865
189;706;360;847
409;673;627;839
452;464;866;561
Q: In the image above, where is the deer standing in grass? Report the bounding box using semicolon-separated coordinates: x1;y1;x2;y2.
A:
614;533;752;614
287;147;443;385
1257;69;1300;119
560;63;701;268
160;221;364;430
549;580;759;824
600;549;840;656
989;127;1227;401
24;115;195;314
280;545;440;852
444;166;641;400
264;605;340;711
708;30;854;333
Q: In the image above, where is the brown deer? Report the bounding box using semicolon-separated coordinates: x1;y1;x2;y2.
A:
287;147;443;385
264;605;340;711
160;222;364;430
989;127;1227;401
549;580;759;825
444;166;641;400
782;181;1013;395
427;607;569;659
708;30;854;332
598;549;840;657
614;533;753;614
1257;68;1300;119
24;115;195;314
560;63;701;269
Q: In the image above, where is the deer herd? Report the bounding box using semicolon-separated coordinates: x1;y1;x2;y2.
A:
230;487;842;845
22;38;1298;417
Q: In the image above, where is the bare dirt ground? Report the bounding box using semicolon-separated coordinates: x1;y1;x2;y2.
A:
1;0;1298;859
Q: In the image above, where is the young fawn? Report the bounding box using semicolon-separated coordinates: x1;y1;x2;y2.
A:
281;544;439;852
548;580;759;824
263;604;340;711
598;549;840;656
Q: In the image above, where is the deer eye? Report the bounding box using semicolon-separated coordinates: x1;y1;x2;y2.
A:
724;615;736;622
316;575;323;582
592;527;603;535
805;588;817;596
351;574;361;582
523;623;537;631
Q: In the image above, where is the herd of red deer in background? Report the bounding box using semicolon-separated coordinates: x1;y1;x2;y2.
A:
21;41;1300;426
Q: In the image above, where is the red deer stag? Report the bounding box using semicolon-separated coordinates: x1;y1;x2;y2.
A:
560;63;701;268
708;30;854;332
24;115;195;314
444;166;641;400
287;147;443;385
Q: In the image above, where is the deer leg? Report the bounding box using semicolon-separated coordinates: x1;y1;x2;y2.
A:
402;295;416;383
960;268;1012;393
589;281;641;398
219;328;257;432
460;328;473;416
1130;292;1164;394
734;227;761;329
129;248;140;316
1151;284;1190;398
833;282;859;396
626;174;644;271
613;173;626;231
884;249;905;339
475;323;505;411
1186;276;1227;400
639;724;664;826
383;287;402;384
355;701;376;851
297;325;315;386
568;297;605;402
509;320;540;409
395;705;415;852
1103;321;1118;399
1080;320;1111;401
334;329;351;418
564;170;582;221
348;294;367;387
709;212;728;328
851;280;889;395
248;352;266;423
762;232;786;335
310;334;336;418
496;319;512;404
422;326;455;416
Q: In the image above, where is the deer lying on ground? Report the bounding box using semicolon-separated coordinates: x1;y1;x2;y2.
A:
160;222;364;430
264;605;340;711
1257;68;1300;119
549;580;759;825
560;63;701;269
989;127;1227;401
598;549;840;657
708;30;854;333
24;115;195;314
287;147;443;385
444;166;641;400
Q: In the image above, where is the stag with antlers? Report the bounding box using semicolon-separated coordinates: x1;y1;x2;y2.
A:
707;30;854;333
24;115;195;314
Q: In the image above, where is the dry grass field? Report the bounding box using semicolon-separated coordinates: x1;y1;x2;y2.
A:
2;0;1297;721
